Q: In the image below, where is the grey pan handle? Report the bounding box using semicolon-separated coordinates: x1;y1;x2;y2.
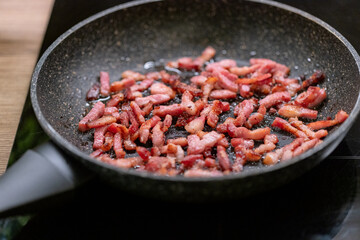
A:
0;142;93;217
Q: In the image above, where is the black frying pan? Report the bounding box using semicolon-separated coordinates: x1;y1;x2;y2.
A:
1;0;360;215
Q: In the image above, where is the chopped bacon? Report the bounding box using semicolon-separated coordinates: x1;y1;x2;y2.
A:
230;64;260;76
99;71;110;96
231;138;255;149
145;71;161;80
173;81;203;97
278;104;318;119
123;135;137;150
150;82;176;99
110;78;136;93
101;156;142;169
142;102;154;116
263;138;305;165
207;100;228;128
106;92;125;107
187;131;223;155
302;70;325;89
307;110;348;130
212;68;239;92
209;90;237;99
234;99;255;126
217;117;235;133
124;89;142;100
162;114;172;132
145;157;175;173
181;154;204;168
181;90;197;115
259;91;291;109
79;101;105;132
87;115;116;129
236;73;272;84
201;77;217;103
228;124;271;140
153;104;185;117
272;117;308;138
239;84;253;98
178;57;201;71
101;131;114;151
217;145;231;171
184;169;223;177
121;70;145;81
289;118;328;139
199;46;216;62
185;115;206;134
90;149;104;158
86;83;100;101
295;86;326;108
139;116;161;143
191;75;208;86
113;132;126;158
293;138;321;157
135;94;171;107
232;146;246;172
152;122;165;148
118;112;129;127
167;138;188;147
130;79;154;92
254;134;278;155
93;125;108;150
136;146;151;162
130;101;145;124
122;104;139;134
84;49;345;176
245;104;266;128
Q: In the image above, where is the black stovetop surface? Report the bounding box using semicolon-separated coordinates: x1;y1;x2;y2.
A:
2;0;360;239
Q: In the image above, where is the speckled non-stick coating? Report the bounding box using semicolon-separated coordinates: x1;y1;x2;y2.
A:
31;0;360;201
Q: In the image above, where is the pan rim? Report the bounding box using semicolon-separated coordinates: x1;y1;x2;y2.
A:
31;0;360;183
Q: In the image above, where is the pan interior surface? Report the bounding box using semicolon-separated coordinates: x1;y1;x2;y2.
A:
32;0;360;199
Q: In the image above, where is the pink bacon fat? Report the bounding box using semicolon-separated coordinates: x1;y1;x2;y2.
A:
81;46;349;177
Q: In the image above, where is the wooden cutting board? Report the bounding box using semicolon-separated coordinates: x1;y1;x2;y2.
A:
0;0;54;174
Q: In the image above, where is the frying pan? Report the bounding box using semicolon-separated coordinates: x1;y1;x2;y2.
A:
1;0;360;216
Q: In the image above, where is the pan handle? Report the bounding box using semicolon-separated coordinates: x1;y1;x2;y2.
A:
0;141;93;218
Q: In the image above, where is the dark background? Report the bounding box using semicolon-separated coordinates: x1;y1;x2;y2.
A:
2;0;360;239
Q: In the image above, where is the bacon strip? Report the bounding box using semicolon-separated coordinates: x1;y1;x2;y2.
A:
302;70;325;89
289;118;328;139
135;94;171;107
217;145;231;171
228;123;270;140
307;110;348;130
150;82;176;99
79;101;105;132
113;132;126;158
110;78;136;93
99;71;110;96
139;116;161;143
93;125;108;150
272;117;308;138
209;90;237;99
121;70;145;81
153;104;185;117
259;91;291;109
278;104;318;119
185;115;206;134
